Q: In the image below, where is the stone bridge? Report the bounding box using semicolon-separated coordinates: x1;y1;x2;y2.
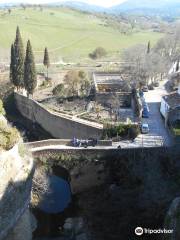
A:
26;141;180;195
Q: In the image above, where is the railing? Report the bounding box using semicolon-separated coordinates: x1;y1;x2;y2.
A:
25;139;113;150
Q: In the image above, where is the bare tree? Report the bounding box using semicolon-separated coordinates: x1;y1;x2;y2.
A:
107;93;120;121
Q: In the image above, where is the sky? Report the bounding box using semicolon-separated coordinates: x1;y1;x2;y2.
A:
0;0;127;8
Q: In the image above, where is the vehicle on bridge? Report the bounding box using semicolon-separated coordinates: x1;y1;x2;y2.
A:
71;137;97;148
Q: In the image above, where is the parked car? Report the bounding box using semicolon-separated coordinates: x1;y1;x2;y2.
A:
88;138;98;147
148;84;154;90
143;103;149;112
154;82;159;87
141;123;149;134
139;90;144;97
142;109;149;118
142;86;148;92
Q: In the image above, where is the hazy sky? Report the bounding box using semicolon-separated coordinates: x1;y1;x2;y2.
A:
0;0;127;8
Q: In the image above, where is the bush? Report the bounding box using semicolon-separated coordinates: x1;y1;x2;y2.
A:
172;120;180;136
103;123;140;140
89;47;107;59
52;84;65;97
0;120;20;150
64;70;90;98
0;99;5;115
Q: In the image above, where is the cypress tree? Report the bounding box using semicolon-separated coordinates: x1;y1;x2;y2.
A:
43;47;50;79
14;26;24;89
147;41;151;54
24;40;37;97
176;60;179;72
10;43;15;86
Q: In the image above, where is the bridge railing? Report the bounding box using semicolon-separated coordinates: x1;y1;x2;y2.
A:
25;139;113;149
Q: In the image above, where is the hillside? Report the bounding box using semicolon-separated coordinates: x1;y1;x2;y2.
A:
0;7;163;62
110;0;180;16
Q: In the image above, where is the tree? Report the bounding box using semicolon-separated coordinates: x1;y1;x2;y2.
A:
107;93;120;121
176;60;180;72
0;99;5;115
65;70;90;97
10;44;15;86
24;40;37;97
52;84;65;97
13;26;24;89
43;47;50;80
147;41;151;54
89;47;107;59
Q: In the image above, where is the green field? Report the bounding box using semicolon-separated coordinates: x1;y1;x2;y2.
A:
0;7;164;62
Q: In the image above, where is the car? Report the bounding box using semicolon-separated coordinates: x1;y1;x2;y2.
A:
154;82;159;87
148;84;154;90
71;138;97;148
143;104;149;112
142;86;148;92
88;138;98;147
139;90;144;97
141;123;149;134
142;109;149;118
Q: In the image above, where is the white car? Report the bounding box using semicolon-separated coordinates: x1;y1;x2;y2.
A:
141;123;149;134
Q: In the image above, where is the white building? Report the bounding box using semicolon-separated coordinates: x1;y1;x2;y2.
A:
160;85;180;121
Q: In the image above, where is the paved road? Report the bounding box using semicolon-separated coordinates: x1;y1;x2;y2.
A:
114;81;173;148
139;81;172;147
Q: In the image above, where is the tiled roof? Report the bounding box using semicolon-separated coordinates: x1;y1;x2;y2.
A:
163;92;180;109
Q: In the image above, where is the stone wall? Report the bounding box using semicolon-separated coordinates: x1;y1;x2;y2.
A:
14;93;103;139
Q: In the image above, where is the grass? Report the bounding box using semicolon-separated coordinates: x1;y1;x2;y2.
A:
0;7;164;62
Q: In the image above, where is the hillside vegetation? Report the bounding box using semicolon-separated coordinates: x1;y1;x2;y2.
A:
0;7;163;62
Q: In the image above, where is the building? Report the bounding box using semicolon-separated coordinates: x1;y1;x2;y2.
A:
160;85;180;123
93;72;131;107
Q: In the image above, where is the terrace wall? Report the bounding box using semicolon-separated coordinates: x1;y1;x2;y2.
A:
14;93;103;139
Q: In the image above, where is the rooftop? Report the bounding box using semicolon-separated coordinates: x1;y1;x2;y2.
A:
93;72;130;92
163;92;180;109
93;72;124;84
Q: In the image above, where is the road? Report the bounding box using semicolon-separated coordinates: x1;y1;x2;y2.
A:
137;81;172;147
113;81;172;148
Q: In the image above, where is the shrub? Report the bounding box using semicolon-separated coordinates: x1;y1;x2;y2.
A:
0;120;20;150
0;99;5;115
172;120;180;136
89;47;107;59
40;79;52;89
52;83;65;97
103;123;140;140
63;70;90;98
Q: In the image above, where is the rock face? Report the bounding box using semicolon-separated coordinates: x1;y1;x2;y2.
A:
63;217;89;240
0;122;34;240
4;209;32;240
164;197;180;240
